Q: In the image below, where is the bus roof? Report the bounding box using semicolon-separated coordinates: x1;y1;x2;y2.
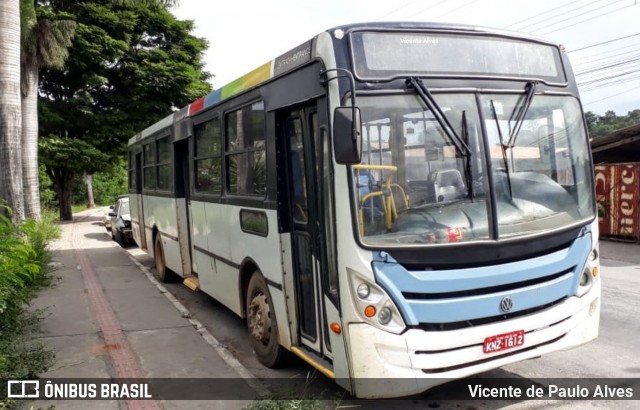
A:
128;21;560;146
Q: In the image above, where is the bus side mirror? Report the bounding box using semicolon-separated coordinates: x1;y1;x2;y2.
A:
333;106;362;164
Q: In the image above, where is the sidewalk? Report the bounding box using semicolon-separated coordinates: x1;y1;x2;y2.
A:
28;208;258;409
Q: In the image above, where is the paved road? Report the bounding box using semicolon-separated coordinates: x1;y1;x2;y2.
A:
123;234;640;409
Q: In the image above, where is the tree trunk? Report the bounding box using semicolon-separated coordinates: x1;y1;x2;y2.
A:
53;169;74;221
0;0;25;223
22;63;41;220
85;173;95;208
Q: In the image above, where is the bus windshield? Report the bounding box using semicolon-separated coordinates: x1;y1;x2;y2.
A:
353;93;595;246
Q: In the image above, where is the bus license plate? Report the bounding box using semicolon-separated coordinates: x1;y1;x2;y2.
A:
483;330;525;353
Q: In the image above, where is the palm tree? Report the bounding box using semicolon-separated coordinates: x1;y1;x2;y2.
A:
21;0;75;221
0;0;25;223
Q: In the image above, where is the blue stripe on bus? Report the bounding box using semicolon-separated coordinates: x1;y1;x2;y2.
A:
203;89;222;111
372;233;592;326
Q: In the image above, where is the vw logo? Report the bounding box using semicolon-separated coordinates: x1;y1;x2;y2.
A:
500;296;513;313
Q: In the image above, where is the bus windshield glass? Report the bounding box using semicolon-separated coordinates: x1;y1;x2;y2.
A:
353;93;595;246
351;31;566;83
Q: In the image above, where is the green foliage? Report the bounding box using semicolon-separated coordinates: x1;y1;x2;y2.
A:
0;210;41;316
39;137;110;174
39;0;211;156
0;206;59;319
23;0;76;70
37;0;211;218
72;160;128;206
587;109;640;137
0;206;59;409
39;164;57;210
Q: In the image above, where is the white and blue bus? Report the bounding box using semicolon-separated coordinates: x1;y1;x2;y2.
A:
128;22;600;398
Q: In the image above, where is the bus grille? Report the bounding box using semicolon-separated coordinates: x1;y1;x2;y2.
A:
410;297;568;331
402;268;574;300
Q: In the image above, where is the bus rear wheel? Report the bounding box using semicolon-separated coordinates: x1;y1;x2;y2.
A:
246;271;288;368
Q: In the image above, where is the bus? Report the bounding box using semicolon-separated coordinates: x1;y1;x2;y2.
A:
127;22;600;398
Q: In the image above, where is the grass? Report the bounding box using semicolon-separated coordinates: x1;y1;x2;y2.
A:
244;399;333;410
71;204;88;214
0;208;60;409
244;386;345;410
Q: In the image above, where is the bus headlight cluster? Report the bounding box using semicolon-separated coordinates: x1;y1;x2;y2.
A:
347;268;406;334
577;243;600;297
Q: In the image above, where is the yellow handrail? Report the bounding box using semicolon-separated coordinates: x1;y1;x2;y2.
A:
354;165;406;231
353;164;398;172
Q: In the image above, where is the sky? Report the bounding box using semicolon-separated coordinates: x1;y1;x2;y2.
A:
172;0;640;116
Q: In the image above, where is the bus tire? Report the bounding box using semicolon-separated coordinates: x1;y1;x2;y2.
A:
154;233;173;283
246;271;288;368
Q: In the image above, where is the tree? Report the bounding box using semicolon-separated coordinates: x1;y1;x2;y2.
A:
0;0;25;223
39;137;108;220
586;109;640;137
39;0;210;220
21;0;76;221
584;111;598;130
601;110;617;125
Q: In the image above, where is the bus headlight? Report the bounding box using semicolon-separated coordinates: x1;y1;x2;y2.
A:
348;268;406;334
577;242;599;297
378;306;392;325
357;283;370;299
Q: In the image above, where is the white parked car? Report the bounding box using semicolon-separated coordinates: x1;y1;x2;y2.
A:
108;196;133;247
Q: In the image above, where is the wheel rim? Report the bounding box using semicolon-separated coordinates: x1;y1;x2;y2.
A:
248;291;271;345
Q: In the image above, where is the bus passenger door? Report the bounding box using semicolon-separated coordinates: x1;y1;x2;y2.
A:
134;152;147;250
281;104;328;356
174;139;195;284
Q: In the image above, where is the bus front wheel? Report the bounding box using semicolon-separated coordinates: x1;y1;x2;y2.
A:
246;271;288;368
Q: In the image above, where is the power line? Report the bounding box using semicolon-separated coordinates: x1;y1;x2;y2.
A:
582;76;640;92
568;32;640;53
576;56;640;76
399;0;449;20
520;0;615;31
578;69;640;90
572;44;640;64
502;0;584;29
579;67;640;88
538;1;638;35
582;82;640;105
434;0;481;19
375;0;424;21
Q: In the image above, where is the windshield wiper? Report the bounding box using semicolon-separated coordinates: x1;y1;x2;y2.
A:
461;111;474;201
406;77;475;201
490;99;513;200
406;77;470;157
507;81;537;148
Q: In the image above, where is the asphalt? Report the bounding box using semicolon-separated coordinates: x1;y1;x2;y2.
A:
598;238;640;265
22;207;640;409
26;208;259;409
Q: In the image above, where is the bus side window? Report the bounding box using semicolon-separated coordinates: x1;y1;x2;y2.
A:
225;101;266;196
287;117;308;223
143;142;156;190
194;117;222;194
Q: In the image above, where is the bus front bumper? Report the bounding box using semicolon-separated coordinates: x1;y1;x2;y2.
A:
347;281;601;399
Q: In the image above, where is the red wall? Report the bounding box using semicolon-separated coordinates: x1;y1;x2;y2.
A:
595;163;640;240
